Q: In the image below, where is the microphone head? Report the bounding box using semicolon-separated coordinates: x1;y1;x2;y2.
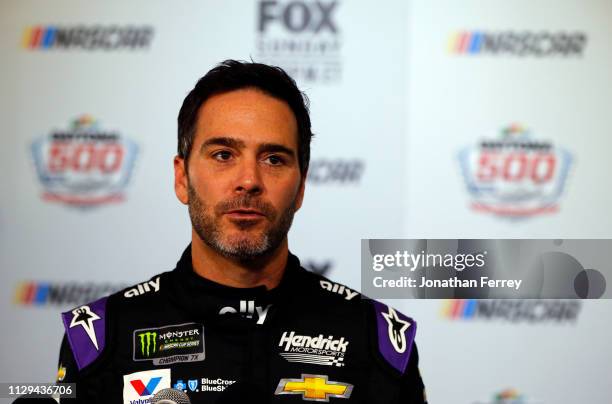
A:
150;388;191;404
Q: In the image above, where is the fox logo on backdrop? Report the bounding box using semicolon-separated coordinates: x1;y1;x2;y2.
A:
255;0;342;83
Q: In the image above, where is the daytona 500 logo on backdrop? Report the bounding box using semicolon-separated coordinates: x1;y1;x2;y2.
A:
31;115;139;208
458;123;573;218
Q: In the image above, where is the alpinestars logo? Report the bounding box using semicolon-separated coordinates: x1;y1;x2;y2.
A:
278;331;349;367
69;305;101;350
382;307;410;353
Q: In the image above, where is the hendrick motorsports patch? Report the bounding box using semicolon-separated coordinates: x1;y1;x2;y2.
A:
133;322;205;365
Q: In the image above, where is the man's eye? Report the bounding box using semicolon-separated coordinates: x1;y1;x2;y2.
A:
213;151;232;161
265;155;285;165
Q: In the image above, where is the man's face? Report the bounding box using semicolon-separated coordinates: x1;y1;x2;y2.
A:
174;88;305;261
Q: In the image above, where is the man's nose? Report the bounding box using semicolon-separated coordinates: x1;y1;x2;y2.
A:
234;157;263;195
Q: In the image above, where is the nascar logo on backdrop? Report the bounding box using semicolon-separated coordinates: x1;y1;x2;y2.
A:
31;115;139;208
448;30;587;57
14;280;125;307
458;124;572;218
22;25;154;51
441;300;581;324
255;0;342;84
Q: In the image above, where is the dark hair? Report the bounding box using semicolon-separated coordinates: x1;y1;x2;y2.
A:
177;60;313;175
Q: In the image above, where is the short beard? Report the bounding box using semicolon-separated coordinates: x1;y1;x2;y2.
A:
187;182;297;262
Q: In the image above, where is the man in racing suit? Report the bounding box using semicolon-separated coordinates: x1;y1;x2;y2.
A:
57;246;426;403
55;60;427;403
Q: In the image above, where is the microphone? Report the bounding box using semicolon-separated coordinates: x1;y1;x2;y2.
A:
150;388;191;404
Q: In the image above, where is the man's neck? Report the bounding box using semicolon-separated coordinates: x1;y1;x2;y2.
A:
190;231;288;290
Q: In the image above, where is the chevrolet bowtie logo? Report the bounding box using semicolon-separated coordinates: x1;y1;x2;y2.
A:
275;374;353;401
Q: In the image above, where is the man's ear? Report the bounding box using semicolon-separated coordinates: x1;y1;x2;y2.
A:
174;156;189;205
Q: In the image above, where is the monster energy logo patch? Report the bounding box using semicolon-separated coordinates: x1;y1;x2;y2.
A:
138;331;157;356
133;322;205;365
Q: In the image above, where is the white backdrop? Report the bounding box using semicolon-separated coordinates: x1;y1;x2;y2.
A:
1;1;611;403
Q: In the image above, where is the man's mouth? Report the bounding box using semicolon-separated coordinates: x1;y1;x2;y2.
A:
225;209;266;219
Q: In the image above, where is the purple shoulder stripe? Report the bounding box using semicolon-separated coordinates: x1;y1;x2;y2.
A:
61;296;108;371
372;300;417;374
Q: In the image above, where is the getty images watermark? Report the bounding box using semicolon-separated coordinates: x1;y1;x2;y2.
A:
361;240;609;299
